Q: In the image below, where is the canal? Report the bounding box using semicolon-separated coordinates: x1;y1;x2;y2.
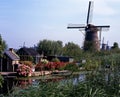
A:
0;73;86;95
0;70;119;96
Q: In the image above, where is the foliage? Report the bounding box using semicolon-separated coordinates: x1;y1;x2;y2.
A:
83;59;99;71
18;55;34;63
20;61;33;68
0;75;4;88
35;61;66;71
35;59;49;71
35;61;79;71
84;41;98;52
63;42;82;59
10;66;120;97
17;64;33;77
51;57;60;62
37;39;63;56
0;34;7;57
63;62;79;72
111;42;119;50
37;40;83;61
4;52;120;97
40;59;49;64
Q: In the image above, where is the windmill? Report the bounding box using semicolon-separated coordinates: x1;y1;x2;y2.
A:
67;1;110;51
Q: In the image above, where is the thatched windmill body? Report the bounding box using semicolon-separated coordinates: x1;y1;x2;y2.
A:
67;1;110;51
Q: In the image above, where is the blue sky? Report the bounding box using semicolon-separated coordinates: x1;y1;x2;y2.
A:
0;0;120;49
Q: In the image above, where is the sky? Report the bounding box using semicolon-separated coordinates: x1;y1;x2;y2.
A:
0;0;120;49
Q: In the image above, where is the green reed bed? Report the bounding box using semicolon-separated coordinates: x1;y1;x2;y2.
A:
4;67;119;97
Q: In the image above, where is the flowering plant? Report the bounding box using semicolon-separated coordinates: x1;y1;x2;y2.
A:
17;64;33;77
35;61;66;71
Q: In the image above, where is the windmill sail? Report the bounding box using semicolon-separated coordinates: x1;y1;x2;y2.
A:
87;1;94;25
67;24;86;29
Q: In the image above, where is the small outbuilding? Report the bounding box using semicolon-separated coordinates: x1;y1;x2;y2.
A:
2;48;20;72
17;47;41;64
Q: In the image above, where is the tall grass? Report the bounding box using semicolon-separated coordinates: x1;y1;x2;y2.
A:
6;66;119;97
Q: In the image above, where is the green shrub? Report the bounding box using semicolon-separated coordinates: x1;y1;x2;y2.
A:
84;59;99;71
20;61;33;68
64;63;79;72
51;58;60;62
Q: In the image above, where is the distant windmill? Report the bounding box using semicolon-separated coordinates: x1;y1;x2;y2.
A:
67;1;110;51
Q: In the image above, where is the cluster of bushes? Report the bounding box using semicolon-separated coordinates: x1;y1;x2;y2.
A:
35;58;79;72
35;61;65;71
17;59;80;77
35;61;79;72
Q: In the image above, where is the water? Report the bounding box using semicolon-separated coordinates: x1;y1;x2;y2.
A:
0;77;16;95
1;71;118;95
0;73;86;95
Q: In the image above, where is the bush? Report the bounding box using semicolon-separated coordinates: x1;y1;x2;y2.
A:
84;59;99;71
20;61;33;68
17;64;33;77
35;62;66;71
64;63;79;72
51;58;60;62
40;59;49;64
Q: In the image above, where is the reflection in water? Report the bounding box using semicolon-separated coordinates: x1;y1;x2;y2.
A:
0;77;33;94
17;78;32;88
73;74;86;85
0;77;17;95
0;73;86;95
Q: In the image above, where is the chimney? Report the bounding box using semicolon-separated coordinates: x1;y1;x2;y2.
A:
9;48;14;52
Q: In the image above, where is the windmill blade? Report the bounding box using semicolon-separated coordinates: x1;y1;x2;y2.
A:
96;25;110;31
79;28;85;31
67;24;86;29
87;1;94;25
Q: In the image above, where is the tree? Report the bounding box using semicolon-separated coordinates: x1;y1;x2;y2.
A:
0;34;7;71
37;39;63;56
63;42;82;57
111;42;119;50
0;34;7;57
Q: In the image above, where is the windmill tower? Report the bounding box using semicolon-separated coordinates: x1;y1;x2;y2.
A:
67;1;110;51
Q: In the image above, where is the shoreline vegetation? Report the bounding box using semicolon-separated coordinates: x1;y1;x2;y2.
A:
0;65;119;97
2;68;119;97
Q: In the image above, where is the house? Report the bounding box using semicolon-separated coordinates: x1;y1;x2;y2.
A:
17;47;41;64
1;48;20;72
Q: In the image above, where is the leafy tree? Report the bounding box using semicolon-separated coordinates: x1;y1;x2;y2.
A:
111;42;119;50
0;35;7;71
37;39;63;56
0;34;7;57
63;42;82;57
